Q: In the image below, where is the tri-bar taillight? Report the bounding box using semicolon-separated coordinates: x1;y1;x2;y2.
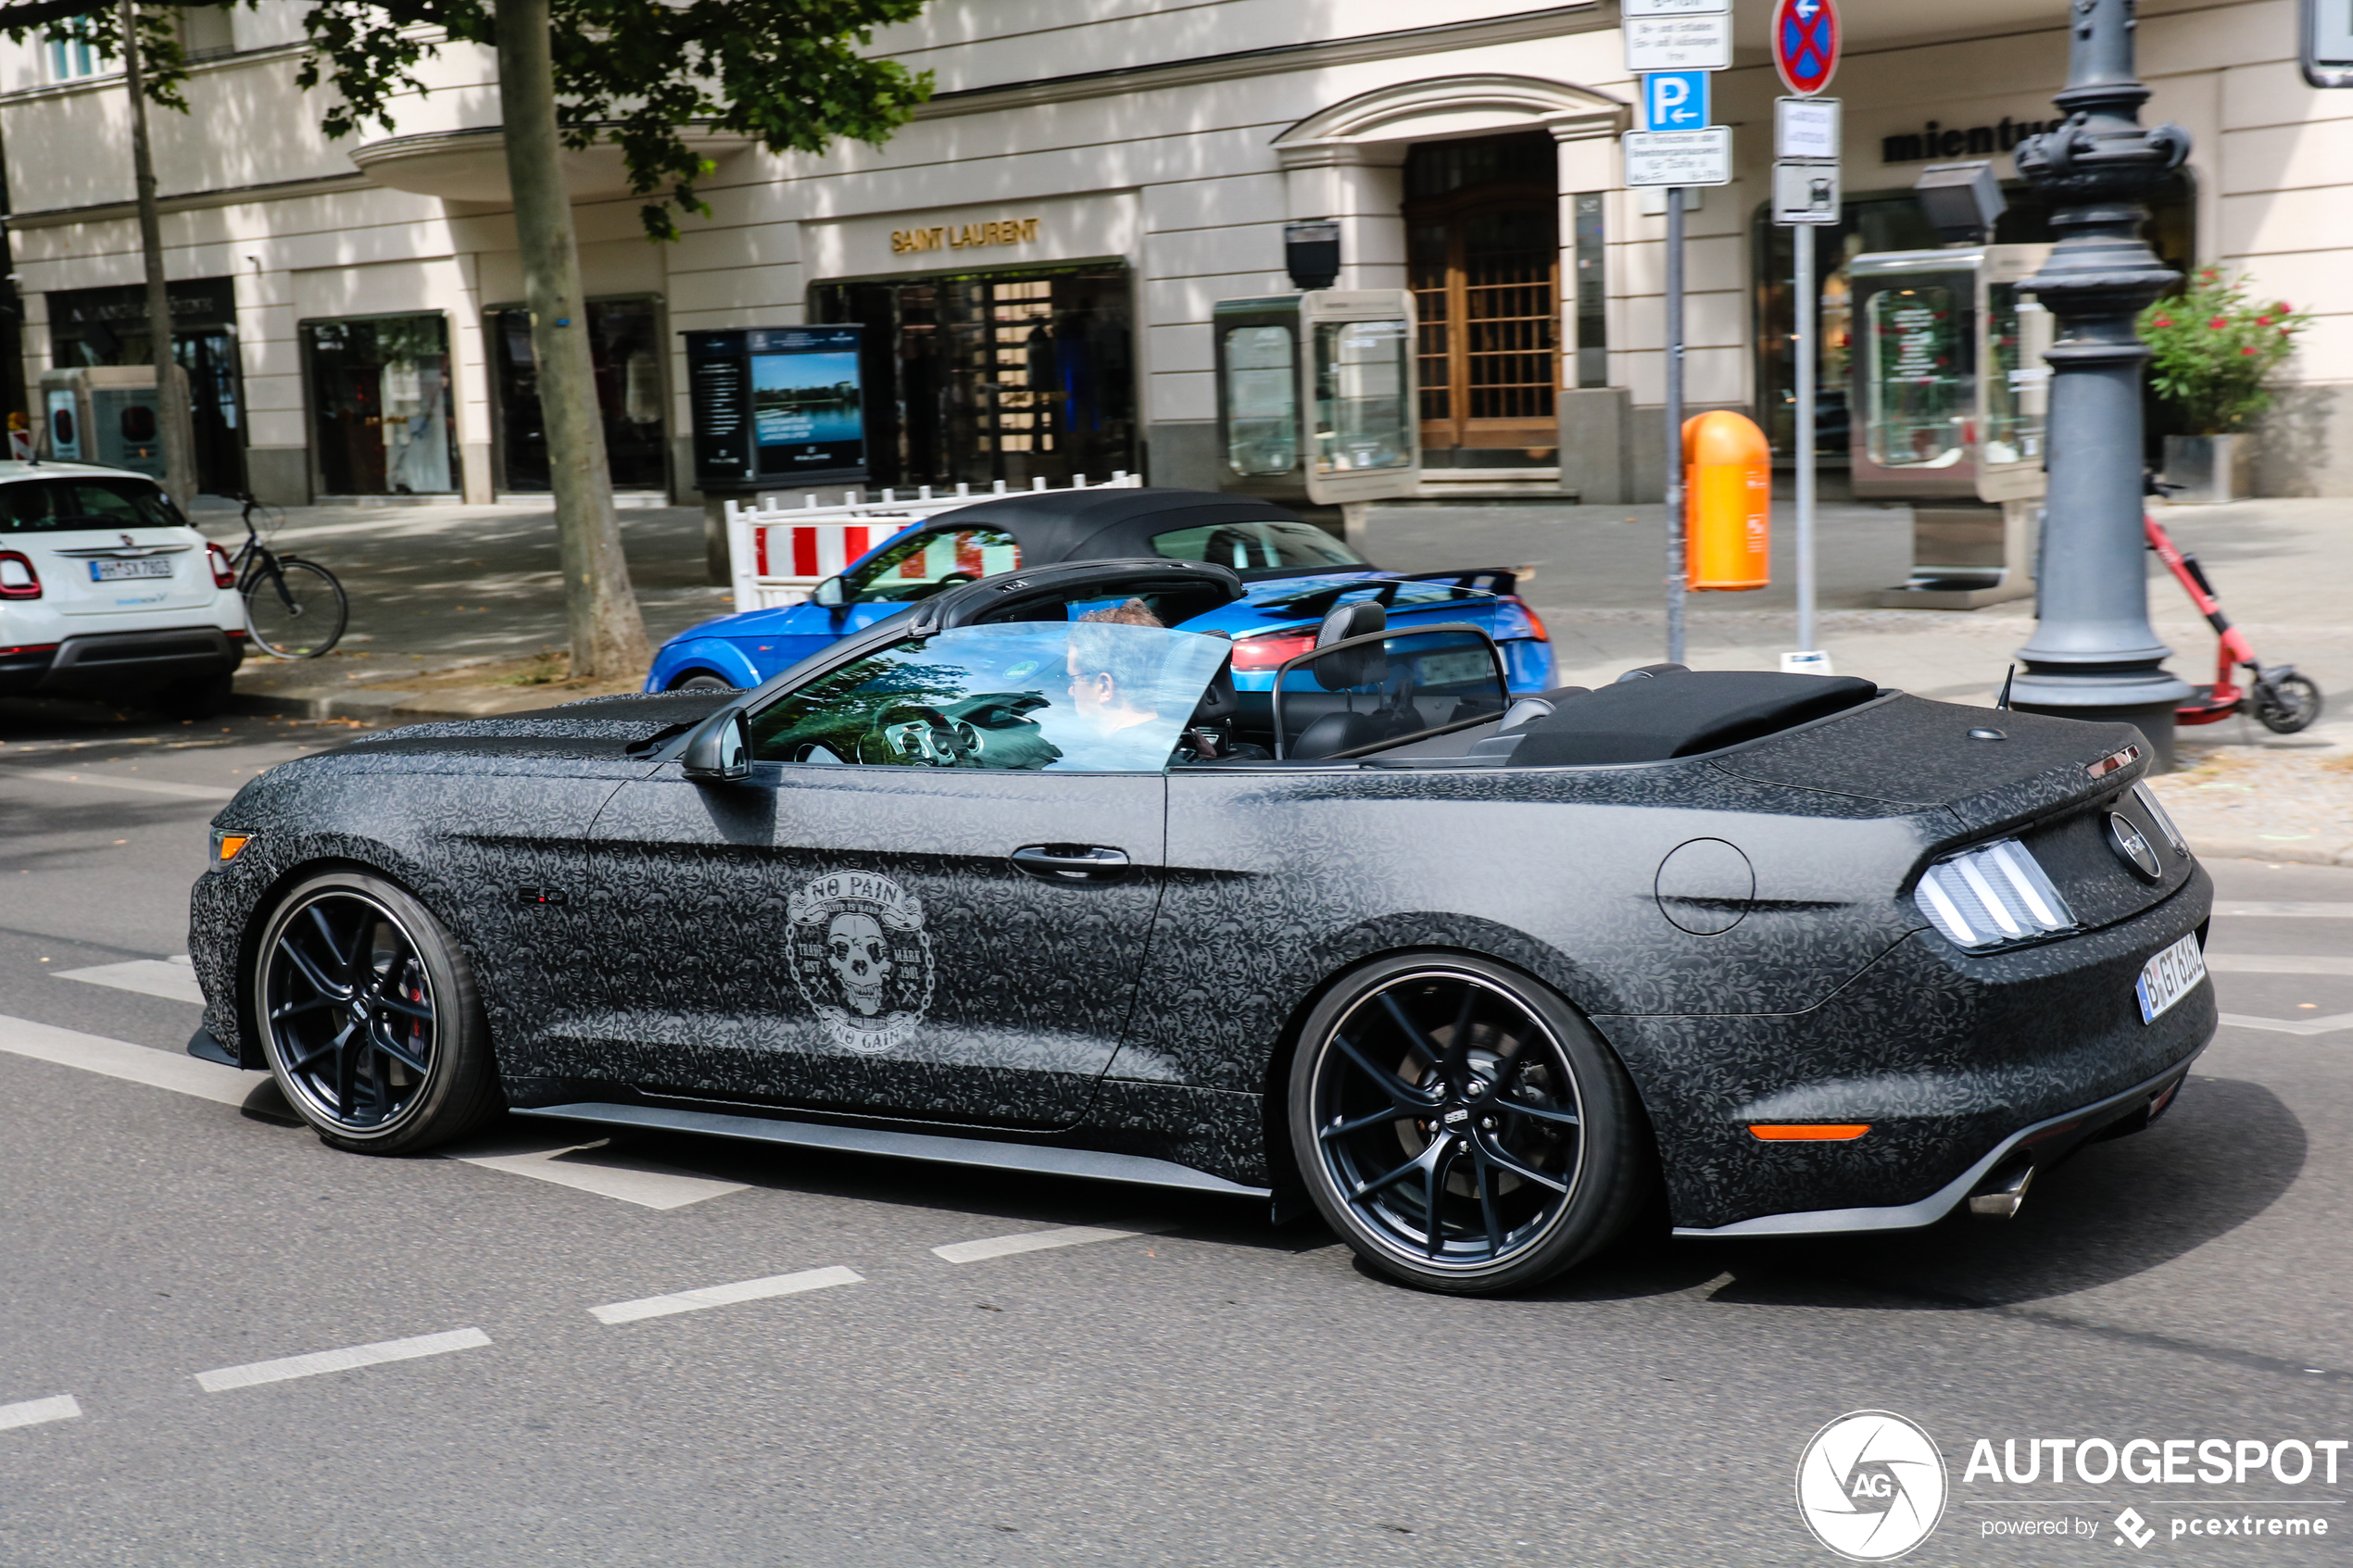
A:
1915;838;2077;950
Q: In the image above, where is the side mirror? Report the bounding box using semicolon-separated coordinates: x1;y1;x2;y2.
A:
812;575;849;610
679;707;753;782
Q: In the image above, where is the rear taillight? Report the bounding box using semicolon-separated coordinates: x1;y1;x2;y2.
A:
207;541;236;588
1506;595;1549;643
0;550;39;599
1231;631;1318;671
1914;838;2077;949
2132;782;2190;859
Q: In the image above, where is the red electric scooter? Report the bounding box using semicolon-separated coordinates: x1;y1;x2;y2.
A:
2143;483;2322;733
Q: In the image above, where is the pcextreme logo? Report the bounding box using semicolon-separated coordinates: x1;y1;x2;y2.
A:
1796;1410;1950;1561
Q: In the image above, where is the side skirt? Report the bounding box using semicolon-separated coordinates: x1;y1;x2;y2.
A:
512;1101;1275;1200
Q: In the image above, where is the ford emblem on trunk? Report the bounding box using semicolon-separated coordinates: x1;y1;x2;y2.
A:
2107;813;2163;881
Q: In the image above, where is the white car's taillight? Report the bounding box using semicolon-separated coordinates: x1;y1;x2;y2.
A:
0;550;40;599
1914;838;2076;949
207;541;237;589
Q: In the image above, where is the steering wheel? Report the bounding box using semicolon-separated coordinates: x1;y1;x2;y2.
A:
935;571;978;586
864;704;972;767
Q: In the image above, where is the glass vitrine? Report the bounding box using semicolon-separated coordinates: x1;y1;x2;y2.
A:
1213;290;1421;506
1848;245;2050;503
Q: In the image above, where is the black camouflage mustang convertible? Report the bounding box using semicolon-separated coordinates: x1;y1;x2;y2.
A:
189;558;2214;1293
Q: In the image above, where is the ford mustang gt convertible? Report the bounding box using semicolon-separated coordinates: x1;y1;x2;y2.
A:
189;558;2213;1294
646;484;1555;696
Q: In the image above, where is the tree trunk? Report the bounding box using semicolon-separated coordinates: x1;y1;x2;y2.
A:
119;0;195;508
495;0;648;679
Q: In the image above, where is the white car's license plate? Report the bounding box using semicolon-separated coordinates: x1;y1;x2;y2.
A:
90;557;175;582
2135;932;2207;1024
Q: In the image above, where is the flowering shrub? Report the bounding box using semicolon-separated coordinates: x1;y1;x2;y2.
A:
2138;270;2311;434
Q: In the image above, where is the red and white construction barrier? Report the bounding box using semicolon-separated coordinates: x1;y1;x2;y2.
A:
724;473;1138;612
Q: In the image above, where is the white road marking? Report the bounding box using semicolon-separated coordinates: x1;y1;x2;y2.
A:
0;766;236;801
589;1265;862;1324
930;1223;1170;1265
2220;1011;2353;1037
2205;953;2353;976
54;958;207;1008
0;1012;254;1106
194;1328;490;1393
449;1141;749;1210
2219;903;2353;919
0;1395;82;1431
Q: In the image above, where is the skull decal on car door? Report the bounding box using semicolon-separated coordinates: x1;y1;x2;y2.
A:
787;870;934;1054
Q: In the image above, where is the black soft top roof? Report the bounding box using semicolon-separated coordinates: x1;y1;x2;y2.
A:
917;486;1307;565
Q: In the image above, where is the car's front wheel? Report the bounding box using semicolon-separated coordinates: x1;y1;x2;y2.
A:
668;671;736;693
1289;954;1649;1294
252;871;500;1154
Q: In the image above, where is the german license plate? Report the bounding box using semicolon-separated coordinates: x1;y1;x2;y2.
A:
90;557;174;582
2135;931;2207;1024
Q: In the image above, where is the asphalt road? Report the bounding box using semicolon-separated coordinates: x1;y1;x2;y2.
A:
2;699;2349;1567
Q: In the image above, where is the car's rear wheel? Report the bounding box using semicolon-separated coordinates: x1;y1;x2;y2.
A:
1289;954;1648;1294
253;871;500;1154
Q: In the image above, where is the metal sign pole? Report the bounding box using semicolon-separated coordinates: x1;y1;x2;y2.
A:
1793;219;1817;657
1665;186;1687;665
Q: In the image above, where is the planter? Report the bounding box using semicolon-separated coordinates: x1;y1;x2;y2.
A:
2161;433;2256;503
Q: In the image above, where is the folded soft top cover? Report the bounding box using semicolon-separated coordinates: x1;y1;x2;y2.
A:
1508;671;1881;766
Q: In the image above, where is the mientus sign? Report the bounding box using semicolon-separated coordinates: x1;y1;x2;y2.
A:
1881;114;2062;164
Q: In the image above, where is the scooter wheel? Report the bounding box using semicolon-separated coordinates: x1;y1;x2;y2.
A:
2254;674;2323;734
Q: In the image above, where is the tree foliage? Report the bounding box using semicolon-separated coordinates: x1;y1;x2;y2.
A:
7;0;933;242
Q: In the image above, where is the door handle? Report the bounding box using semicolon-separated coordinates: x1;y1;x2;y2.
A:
1010;844;1131;883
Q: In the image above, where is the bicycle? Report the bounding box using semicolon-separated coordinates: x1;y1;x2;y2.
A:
228;494;348;659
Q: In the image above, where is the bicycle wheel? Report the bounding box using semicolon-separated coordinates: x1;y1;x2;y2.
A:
244;558;349;659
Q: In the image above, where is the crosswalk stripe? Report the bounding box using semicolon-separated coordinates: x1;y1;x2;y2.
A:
0;1012;254;1106
0;766;236;801
2219;1011;2353;1037
53;958;208;1008
2203;953;2353;976
2218;903;2353;919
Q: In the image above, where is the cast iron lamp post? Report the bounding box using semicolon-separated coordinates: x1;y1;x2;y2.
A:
2011;0;2193;768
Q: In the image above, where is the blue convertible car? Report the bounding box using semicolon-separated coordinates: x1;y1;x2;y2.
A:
646;486;1555;696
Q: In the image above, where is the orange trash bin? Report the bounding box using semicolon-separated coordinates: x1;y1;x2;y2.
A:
1683;410;1771;591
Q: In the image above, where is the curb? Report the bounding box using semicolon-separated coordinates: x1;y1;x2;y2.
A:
2190;834;2353;870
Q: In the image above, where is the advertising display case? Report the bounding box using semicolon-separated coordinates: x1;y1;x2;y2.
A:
1212;291;1421;509
1848;244;2053;606
686;326;868;492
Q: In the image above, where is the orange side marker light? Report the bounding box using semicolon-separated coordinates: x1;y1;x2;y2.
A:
215;834;250;864
1749;1123;1870;1141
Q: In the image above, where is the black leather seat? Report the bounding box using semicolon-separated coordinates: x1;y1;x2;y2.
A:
1290;709;1385;759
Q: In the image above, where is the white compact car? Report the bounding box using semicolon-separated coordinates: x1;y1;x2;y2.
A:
0;460;246;717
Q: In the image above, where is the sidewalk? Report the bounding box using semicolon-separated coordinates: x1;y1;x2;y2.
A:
203;492;2353;865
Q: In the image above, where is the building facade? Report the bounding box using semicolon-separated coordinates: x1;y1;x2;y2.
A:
3;0;2347;508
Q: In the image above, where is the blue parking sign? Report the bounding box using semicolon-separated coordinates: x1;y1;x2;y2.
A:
1642;70;1710;132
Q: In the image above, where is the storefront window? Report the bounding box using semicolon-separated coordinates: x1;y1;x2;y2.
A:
1221;325;1296;476
50;278;245;496
813;264;1136;491
301;314;456;495
490;297;668;493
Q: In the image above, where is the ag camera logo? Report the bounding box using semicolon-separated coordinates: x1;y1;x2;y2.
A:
1796;1411;1949;1561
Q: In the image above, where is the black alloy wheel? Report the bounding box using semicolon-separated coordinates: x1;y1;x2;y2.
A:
1290;955;1649;1294
254;871;499;1154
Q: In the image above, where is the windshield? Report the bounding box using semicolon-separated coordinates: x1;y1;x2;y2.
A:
844;526;1020;602
749;621;1231;772
0;478;184;533
1151;518;1365;573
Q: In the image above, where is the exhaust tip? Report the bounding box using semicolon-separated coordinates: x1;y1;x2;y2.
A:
1968;1157;2035;1219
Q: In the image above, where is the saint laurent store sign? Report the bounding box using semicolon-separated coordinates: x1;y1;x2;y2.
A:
890;216;1042;254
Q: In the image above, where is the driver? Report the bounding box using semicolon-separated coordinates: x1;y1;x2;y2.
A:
1064;598;1170;734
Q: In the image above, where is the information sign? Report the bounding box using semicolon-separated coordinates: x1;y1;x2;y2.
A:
1771;0;1841;95
1622;0;1728;14
686;326;868;490
1624;129;1733;188
1774;96;1840;160
1642;70;1711;132
1625;14;1731;71
1773;161;1842;223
